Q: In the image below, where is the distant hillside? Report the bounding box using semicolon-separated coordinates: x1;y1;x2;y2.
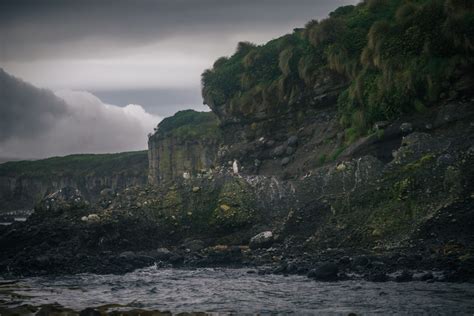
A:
0;151;148;211
0;151;147;178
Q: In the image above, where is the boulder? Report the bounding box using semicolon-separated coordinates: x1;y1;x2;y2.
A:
281;157;291;166
273;145;286;157
400;122;413;134
249;231;274;249
395;270;413;282
286;147;295;155
287;136;298;147
153;248;172;260
308;262;339;281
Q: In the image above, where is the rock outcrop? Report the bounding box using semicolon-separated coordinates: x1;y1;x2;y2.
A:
148;110;222;184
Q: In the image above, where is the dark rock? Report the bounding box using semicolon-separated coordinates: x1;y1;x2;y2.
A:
353;256;370;268
308;262;339;281
273;145;286;157
249;231;274;250
273;263;287;274
368;272;389;282
287;136;298;147
80;308;101;316
339;256;351;265
419;272;434;281
182;239;205;252
254;159;261;167
265;140;276;148
286;146;295;155
150;248;172;260
281;157;291;166
400;122;413;134
395;270;413;282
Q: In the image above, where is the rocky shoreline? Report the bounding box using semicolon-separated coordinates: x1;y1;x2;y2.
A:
1;95;473;286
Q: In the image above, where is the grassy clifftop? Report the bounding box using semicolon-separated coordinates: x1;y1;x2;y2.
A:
0;151;148;178
150;110;221;142
202;0;473;140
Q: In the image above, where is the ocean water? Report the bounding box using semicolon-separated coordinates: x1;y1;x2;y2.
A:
1;266;474;315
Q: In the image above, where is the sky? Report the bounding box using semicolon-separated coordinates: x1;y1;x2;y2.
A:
0;0;357;159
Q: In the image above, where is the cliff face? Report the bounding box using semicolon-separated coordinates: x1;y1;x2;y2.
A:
0;151;148;211
147;110;221;185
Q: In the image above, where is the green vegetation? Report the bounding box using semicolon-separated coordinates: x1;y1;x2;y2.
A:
0;151;147;178
202;0;473;136
152;110;221;142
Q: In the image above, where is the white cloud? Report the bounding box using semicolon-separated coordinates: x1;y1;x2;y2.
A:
0;90;161;159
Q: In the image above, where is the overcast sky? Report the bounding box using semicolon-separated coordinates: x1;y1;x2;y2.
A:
0;0;357;159
1;0;356;114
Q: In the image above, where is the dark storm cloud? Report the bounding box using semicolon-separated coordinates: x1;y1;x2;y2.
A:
0;0;356;61
0;69;160;159
0;68;69;141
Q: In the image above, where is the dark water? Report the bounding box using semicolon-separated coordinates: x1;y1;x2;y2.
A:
1;266;474;315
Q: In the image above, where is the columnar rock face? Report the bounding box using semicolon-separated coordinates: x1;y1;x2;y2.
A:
147;110;222;185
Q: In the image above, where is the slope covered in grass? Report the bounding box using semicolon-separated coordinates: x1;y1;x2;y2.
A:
202;0;473;141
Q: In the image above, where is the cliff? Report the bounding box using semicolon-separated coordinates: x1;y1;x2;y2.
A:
148;110;222;185
201;0;473;177
0;151;147;211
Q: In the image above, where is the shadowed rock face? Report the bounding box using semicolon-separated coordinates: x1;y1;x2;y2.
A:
147;110;222;185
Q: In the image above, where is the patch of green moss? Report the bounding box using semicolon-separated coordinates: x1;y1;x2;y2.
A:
210;178;257;232
403;153;435;172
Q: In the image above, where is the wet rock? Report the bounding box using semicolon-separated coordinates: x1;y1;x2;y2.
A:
419;272;434;281
80;308;101;316
249;231;274;249
339;256;351;265
287;136;298;147
286;146;295;155
273;145;286;157
265;140;276;148
400;122;413;134
368;272;389;282
281;157;291;166
353;256;370;268
147;248;172;260
395;270;413;282
308;262;339;281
